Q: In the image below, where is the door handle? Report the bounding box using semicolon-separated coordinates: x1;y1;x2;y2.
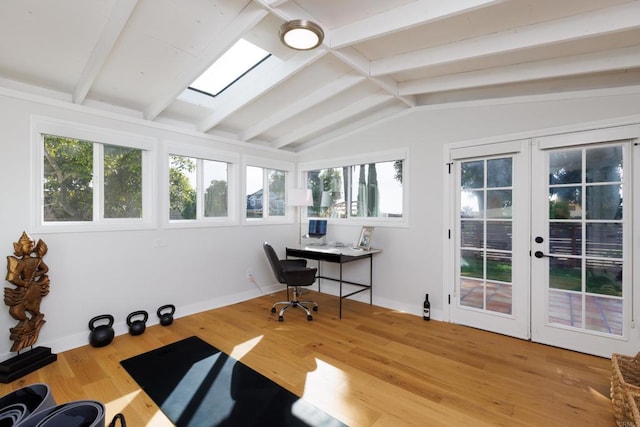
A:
534;251;554;258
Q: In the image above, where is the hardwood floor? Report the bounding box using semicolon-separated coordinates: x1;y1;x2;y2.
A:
0;291;615;426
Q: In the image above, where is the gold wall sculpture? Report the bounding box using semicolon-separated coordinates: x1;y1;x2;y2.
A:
4;231;50;352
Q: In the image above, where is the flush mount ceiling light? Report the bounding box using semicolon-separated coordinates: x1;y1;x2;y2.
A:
279;19;324;50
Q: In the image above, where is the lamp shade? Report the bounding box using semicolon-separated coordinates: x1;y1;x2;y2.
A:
287;188;313;206
279;20;324;50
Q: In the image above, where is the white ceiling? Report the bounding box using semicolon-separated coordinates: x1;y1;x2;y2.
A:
1;0;639;152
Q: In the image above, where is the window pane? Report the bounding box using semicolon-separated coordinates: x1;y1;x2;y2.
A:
586;258;622;296
43;135;93;222
308;168;345;218
486;252;511;282
268;169;285;216
461;160;483;189
549;222;581;256
461;249;483;279
487;189;511;218
372;161;403;218
169;155;196;220
460;278;483;309
486;221;511;251
549;257;581;291
487;158;512;188
350;161;403;218
461;190;484;218
189;39;269;97
586;223;622;258
549;150;581;184
104;145;142;218
486;282;512;314
586;184;622;220
246;166;263;219
203;160;228;217
585;295;622;335
461;221;483;248
549;289;582;328
586;146;622;183
549;186;582;219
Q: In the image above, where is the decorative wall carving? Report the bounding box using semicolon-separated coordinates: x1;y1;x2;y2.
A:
5;231;50;352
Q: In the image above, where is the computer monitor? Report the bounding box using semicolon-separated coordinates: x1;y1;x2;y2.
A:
308;219;327;238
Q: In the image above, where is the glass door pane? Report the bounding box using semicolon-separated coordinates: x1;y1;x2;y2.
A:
459;157;514;315
546;145;623;335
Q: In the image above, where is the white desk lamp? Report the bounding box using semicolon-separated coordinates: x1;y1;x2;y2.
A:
288;188;313;245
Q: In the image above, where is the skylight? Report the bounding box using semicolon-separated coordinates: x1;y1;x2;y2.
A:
189;39;270;97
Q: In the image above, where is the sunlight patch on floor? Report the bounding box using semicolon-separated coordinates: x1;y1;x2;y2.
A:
105;390;141;415
303;358;356;417
229;335;263;360
145;410;174;426
106;390;171;426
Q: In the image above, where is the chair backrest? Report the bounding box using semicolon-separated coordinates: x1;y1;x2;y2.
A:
263;242;286;284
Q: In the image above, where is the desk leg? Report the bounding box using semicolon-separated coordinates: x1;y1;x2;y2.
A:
339;263;343;319
317;260;321;292
369;254;373;305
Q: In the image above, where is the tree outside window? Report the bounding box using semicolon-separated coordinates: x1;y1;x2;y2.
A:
307;160;403;219
43;135;142;222
169;155;229;220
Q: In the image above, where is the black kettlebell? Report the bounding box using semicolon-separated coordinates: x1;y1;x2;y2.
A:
88;314;115;347
126;310;148;336
157;304;175;326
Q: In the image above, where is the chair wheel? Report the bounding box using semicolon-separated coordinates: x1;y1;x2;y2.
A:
271;307;276;313
313;306;318;312
307;315;313;321
278;316;284;322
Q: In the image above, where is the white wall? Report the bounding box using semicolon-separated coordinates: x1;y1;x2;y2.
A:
0;92;298;357
1;87;639;359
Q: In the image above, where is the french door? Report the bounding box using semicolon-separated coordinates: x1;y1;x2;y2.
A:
449;140;531;340
530;128;638;357
448;126;639;356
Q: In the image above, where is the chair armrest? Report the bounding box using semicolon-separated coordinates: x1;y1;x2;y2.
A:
279;259;307;269
282;268;317;286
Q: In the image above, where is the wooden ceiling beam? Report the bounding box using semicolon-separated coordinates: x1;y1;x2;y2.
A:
371;2;640;76
240;73;365;141
330;0;503;49
73;0;138;105
400;46;640;95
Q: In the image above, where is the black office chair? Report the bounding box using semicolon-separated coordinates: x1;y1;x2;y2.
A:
263;242;318;321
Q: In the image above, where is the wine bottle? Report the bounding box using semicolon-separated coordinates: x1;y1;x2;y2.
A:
423;293;430;321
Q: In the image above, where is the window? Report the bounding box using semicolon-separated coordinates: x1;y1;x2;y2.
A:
33;117;153;232
246;166;286;219
306;159;404;220
189;39;270;97
168;153;234;223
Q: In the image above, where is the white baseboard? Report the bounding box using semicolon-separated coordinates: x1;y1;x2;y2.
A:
0;283;441;361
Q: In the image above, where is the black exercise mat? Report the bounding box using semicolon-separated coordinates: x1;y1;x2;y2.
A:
120;336;346;427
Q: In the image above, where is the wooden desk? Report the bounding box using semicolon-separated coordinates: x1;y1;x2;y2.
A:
286;245;381;318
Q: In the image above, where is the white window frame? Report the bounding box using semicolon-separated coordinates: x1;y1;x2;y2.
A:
163;140;239;228
298;148;409;227
242;155;295;224
31;116;155;233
